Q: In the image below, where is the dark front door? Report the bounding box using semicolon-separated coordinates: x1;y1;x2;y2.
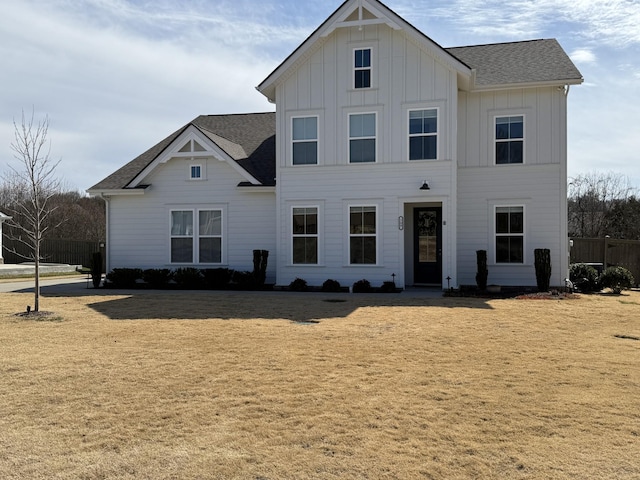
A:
414;207;442;285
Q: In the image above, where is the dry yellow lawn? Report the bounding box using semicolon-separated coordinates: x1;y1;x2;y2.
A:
1;288;639;479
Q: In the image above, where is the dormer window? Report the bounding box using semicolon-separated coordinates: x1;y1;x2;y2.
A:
354;48;371;89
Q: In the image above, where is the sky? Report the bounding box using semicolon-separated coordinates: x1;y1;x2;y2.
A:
1;0;639;192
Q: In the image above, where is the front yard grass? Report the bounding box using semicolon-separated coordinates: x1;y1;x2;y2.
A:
1;290;639;479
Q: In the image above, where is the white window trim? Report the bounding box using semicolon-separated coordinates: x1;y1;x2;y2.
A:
494;114;525;165
291;205;320;266
169;207;225;265
348;112;378;164
408;107;439;161
493;205;525;265
347;204;379;266
353;47;373;90
291;115;319;166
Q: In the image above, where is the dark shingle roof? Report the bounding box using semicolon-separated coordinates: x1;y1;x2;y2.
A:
89;112;275;191
447;39;583;87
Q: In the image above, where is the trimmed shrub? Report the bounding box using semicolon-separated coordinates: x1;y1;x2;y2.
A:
173;267;203;289
231;270;257;290
379;281;397;293
105;268;142;288
352;279;372;293
569;263;599;293
475;250;488;291
289;277;308;292
599;266;635;294
142;269;173;289
90;252;102;288
534;248;552;292
202;268;233;290
321;279;342;293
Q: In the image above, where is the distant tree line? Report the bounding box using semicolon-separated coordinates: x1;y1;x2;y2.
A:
0;188;105;242
568;172;640;239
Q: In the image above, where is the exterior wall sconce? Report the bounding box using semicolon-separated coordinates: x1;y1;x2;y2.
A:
420;180;430;190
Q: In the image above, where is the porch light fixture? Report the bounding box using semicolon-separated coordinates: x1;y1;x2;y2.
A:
420;180;430;190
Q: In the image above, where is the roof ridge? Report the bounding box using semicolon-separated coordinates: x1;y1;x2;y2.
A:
447;38;551;50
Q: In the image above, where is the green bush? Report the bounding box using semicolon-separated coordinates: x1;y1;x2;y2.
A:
202;268;233;290
289;277;308;292
352;279;372;293
534;248;552;292
231;271;257;290
379;281;397;293
321;279;342;293
142;269;173;289
105;268;142;288
173;268;203;289
599;266;635;294
569;263;599;293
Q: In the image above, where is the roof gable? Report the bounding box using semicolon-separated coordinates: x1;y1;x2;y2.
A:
89;113;275;193
257;0;472;102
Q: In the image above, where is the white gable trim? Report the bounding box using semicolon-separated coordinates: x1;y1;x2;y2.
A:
127;125;261;188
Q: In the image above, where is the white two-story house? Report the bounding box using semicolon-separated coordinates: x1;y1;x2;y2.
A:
89;0;583;290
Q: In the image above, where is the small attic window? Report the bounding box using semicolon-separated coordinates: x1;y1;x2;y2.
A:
179;139;207;153
190;164;203;180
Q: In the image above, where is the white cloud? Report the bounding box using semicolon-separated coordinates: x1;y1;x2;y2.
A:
570;48;597;65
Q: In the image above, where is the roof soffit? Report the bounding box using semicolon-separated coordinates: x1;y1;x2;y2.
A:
128;125;259;188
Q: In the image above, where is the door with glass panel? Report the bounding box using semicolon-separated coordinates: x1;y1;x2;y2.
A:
413;207;442;285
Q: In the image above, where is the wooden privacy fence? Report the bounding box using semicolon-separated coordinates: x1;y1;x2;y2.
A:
570;237;640;284
2;238;104;269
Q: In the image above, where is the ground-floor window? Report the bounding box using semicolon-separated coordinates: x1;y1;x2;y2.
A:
349;205;377;264
171;209;222;264
495;206;524;263
292;207;318;264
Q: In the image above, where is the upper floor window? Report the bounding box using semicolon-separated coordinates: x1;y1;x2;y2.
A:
495;116;524;164
409;109;438;160
292;116;318;165
190;164;202;179
495;206;524;263
292;207;318;264
354;48;371;89
349;113;376;163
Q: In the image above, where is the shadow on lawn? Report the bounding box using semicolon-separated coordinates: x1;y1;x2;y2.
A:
82;290;494;322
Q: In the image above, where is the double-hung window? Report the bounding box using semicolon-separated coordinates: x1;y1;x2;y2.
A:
409;109;438;160
354;48;371;89
171;209;222;264
349;206;376;265
190;165;202;179
495;206;524;263
292;207;318;264
349;113;376;163
495;116;524;164
292;117;318;165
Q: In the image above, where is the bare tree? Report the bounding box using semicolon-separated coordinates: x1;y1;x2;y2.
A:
568;171;636;238
3;109;62;312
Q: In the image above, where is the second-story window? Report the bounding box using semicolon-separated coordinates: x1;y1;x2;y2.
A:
495;115;524;164
292;117;318;165
349;113;376;163
354;48;371;89
409;109;438;160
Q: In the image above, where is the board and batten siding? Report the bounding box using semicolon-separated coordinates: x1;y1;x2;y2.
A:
277;162;454;287
272;22;460;287
457;164;567;287
276;24;458;168
107;157;276;280
458;87;567;168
